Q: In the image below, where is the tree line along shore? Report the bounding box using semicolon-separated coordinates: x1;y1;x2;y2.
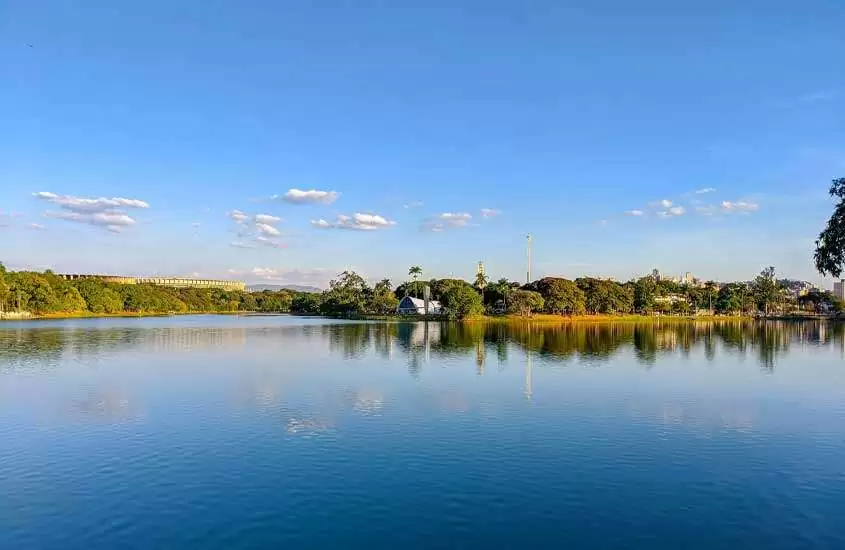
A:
1;262;841;321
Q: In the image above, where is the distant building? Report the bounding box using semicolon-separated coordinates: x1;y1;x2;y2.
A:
57;274;245;291
396;296;443;315
834;280;845;300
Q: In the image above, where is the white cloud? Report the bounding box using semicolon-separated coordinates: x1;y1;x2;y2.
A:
255;223;281;237
721;200;759;213
44;210;137;233
228;209;249;223
421;212;473;232
228;209;287;248
28;223;46;230
624;209;644;216
191;222;201;228
596;219;608;226
695;187;716;194
278;188;339;205
34;191;148;233
480;208;501;218
660;199;673;208
695;205;717;216
311;213;396;231
33;191;149;212
657;206;685;218
254;214;281;224
404;201;424;209
255;236;287;249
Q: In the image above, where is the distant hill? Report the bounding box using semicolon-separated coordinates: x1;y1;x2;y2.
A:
247;284;322;293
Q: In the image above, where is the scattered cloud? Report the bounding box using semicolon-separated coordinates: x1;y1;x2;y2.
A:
44;210;137;232
255;222;281;237
657;206;686;218
695;205;718;216
254;214;281;224
228;209;249;223
228;209;287;248
660;199;673;208
311;212;397;231
34;191;148;233
276;188;339;205
404;201;424;209
28;223;46;230
721;200;760;213
695;188;716;194
480;208;501;218
33;191;149;212
191;222;201;228
255;236;288;249
624;209;644;216
421;212;473;232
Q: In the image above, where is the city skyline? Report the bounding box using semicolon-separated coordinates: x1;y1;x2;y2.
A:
2;2;844;288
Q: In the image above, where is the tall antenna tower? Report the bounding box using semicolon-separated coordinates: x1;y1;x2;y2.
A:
526;233;532;284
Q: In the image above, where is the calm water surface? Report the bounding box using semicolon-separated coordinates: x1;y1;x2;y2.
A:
1;316;844;549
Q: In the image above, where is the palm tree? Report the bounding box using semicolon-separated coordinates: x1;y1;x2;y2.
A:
409;266;422;281
474;271;489;305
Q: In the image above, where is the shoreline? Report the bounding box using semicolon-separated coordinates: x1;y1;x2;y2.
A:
2;311;837;323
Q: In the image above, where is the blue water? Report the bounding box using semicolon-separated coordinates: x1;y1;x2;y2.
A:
1;316;844;549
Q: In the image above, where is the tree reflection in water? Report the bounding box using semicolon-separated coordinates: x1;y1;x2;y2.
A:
1;320;841;377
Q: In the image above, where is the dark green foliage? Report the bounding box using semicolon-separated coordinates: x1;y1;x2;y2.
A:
526;277;585;314
0;268;299;315
752;266;781;315
291;292;323;314
633;277;657;313
367;279;399;315
815;177;845;277
575;278;633;314
716;283;749;314
440;284;484;319
507;290;545;316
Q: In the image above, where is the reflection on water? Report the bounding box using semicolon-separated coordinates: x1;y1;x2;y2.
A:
1;319;840;374
2;317;845;549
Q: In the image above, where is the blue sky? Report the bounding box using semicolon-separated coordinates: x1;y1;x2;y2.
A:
2;1;844;288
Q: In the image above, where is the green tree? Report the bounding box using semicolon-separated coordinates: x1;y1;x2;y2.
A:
367;279;399;315
529;278;585;315
441;284;484;319
321;271;369;316
0;263;9;311
814;177;845;276
753;266;780;315
716;283;748;315
474;270;489;303
73;280;125;313
507;290;544;317
633;276;657;313
409;266;422;281
291;292;322;314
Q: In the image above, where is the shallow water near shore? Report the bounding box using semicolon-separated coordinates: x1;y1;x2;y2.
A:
1;316;844;549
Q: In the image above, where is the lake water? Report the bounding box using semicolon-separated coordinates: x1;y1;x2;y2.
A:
1;316;844;549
